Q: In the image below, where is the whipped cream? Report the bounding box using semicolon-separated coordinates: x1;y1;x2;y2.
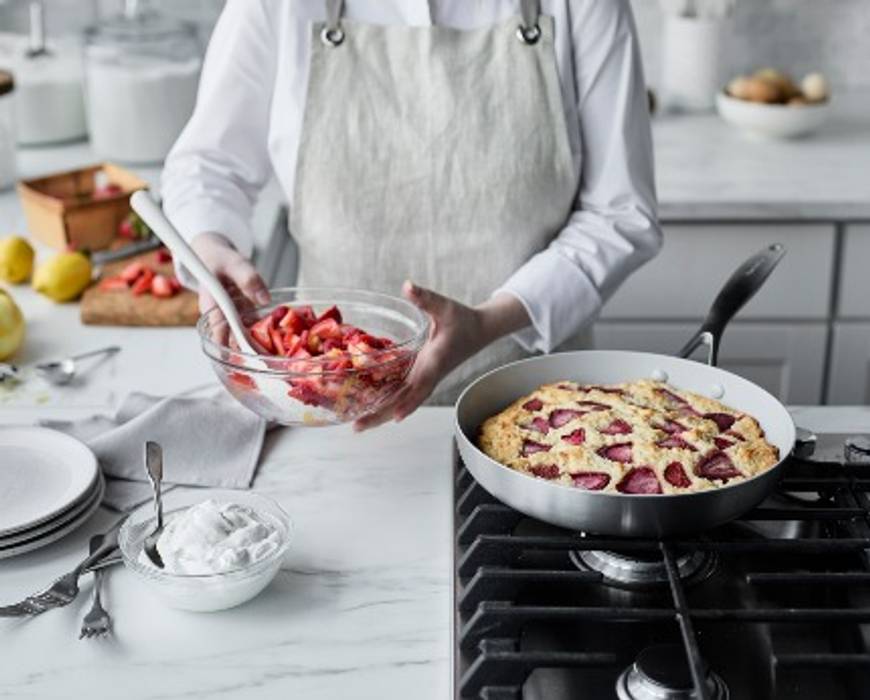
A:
142;499;282;575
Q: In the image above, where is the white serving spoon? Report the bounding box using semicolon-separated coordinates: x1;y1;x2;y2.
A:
130;191;259;356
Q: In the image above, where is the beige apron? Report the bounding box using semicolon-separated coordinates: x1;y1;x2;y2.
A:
291;0;582;404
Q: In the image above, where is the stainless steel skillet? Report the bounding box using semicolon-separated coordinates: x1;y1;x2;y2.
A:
455;244;799;537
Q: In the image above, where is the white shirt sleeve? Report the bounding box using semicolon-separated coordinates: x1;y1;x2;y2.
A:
160;0;277;260
497;0;662;353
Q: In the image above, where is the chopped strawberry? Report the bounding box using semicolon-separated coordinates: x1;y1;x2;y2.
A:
270;328;287;356
270;305;289;323
664;462;691;488
98;275;129;291
726;430;746;442
530;464;560;480
657;435;697;451
150;274;175;298
572;472;610;490
557;383;576;391
250;317;275;353
118;219;135;239
617;467;662;494
522;398;544;411
600;418;632;435
279;309;308;334
704;412;736;432
597;443;633;463
310;318;342;341
655;419;687;435
562;428;586;445
92;183;123;200
521;417;550;435
522;439;551;457
131;267;155;295
317;305;343;324
695;450;741;482
168;277;182;292
120;261;146;283
713;437;734;450
656;387;688;407
549;409;583;429
577;400;609;411
156;248;173;264
227;371;256;390
580;385;625;395
295;305;317;328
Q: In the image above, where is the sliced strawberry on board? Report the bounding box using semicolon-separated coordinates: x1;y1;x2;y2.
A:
98;275;129;292
562;428;586;445
713;437;734;450
317;305;343;324
530;464;560;479
521;417;550;435
597;443;633;463
522;398;544;412
118;219;135;239
250;318;275;353
131;267;155;295
150;274;175;298
656;435;697;451
572;472;610;490
549;409;583;429
695;450;741;482
120;261;146;283
600;418;632;435
522;439;551;457
704;412;737;432
156;247;173;264
664;462;691;488
168;276;182;292
616;467;662;494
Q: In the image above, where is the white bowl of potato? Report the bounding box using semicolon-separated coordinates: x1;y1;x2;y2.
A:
716;69;831;139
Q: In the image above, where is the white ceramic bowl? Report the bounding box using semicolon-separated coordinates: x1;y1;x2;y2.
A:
716;91;831;139
119;490;292;612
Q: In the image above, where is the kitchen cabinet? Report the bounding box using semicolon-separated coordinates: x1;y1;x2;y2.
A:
827;323;870;404
838;225;870;319
594;322;828;404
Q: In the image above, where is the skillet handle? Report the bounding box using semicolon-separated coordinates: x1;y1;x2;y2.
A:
678;243;786;366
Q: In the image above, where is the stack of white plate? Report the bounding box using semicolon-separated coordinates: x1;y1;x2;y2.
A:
0;427;105;560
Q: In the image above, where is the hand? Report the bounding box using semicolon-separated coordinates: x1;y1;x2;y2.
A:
190;232;270;314
354;281;530;431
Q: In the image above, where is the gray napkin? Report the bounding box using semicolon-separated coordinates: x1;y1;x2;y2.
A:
43;389;266;511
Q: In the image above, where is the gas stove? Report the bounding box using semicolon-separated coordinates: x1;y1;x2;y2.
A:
453;434;870;699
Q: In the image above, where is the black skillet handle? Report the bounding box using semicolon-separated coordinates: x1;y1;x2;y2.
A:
678;243;786;366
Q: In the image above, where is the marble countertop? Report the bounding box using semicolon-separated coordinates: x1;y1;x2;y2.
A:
654;90;870;222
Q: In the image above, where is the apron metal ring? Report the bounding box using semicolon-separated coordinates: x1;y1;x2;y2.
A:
516;24;541;45
320;26;345;47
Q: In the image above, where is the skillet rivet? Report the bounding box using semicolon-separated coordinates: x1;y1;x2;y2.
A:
651;369;668;382
710;384;725;399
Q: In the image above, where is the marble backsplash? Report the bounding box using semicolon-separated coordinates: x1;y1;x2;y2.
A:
0;0;867;91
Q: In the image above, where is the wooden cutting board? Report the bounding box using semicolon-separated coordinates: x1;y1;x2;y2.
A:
80;249;199;327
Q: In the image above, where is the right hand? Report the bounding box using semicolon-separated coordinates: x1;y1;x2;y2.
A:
190;232;270;314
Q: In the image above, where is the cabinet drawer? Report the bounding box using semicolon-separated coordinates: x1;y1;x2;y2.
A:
827;322;870;404
594;321;827;404
600;224;834;320
838;225;870;318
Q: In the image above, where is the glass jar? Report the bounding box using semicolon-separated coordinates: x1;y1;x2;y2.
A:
0;70;16;190
83;0;201;164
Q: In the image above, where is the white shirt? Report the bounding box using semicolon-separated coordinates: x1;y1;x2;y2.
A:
161;0;662;353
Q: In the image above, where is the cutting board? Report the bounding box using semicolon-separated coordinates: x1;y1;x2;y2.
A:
80;249;199;327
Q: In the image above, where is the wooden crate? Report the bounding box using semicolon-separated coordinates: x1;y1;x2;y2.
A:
17;163;148;251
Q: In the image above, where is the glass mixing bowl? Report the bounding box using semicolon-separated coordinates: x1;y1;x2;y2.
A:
197;287;429;426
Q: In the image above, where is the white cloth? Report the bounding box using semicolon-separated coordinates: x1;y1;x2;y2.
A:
161;0;662;353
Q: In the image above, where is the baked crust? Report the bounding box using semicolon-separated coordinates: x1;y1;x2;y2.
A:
477;379;780;494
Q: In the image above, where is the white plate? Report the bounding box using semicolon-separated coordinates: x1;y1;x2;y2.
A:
0;427;99;536
0;473;105;560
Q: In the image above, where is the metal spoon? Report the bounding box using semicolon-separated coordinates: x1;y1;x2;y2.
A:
142;441;165;569
35;346;121;386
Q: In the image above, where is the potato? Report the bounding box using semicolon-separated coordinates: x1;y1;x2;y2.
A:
801;72;830;103
742;77;782;104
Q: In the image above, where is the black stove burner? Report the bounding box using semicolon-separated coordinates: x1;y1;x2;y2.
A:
453;444;870;700
570;548;717;589
616;644;729;700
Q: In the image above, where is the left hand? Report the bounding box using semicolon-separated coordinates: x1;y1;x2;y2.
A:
354;281;530;431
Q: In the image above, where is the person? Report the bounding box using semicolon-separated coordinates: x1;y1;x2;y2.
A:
161;0;662;429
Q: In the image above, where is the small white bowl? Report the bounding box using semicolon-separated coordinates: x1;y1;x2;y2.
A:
119;490;292;612
716;91;831;139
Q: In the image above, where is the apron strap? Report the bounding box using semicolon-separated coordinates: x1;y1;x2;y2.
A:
517;0;542;45
322;0;346;47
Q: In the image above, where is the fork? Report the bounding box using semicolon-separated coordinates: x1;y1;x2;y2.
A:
0;529;119;617
79;535;111;639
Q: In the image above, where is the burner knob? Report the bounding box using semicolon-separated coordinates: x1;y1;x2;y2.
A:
616;644;728;700
845;436;870;465
792;427;817;460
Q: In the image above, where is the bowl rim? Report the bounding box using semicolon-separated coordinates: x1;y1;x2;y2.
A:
196;286;430;369
119;492;293;581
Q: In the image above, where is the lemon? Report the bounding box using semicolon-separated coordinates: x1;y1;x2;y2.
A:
0;236;35;284
0;288;25;360
32;251;92;302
